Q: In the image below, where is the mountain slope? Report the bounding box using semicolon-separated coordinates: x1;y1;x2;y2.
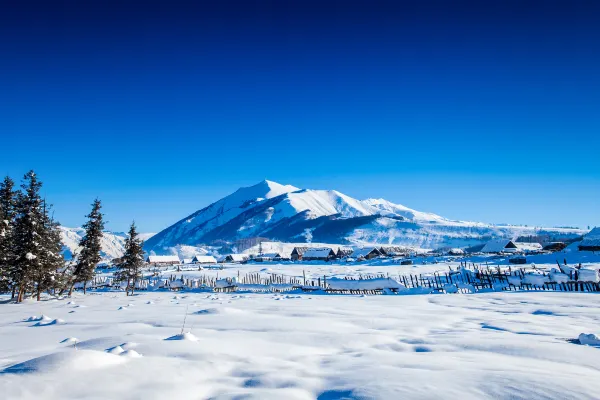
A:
144;180;586;253
60;227;155;260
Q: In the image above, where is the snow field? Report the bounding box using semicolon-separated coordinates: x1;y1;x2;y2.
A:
1;290;600;399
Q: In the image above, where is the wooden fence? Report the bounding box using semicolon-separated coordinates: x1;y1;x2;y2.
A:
83;264;600;295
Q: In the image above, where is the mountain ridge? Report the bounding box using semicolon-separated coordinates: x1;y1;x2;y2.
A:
143;180;585;254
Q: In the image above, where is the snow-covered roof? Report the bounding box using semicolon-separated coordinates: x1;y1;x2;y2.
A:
225;254;249;262
480;240;518;253
580;227;600;248
146;255;180;263
257;253;280;258
515;242;543;251
352;247;381;258
303;248;335;258
448;248;465;255
192;255;217;263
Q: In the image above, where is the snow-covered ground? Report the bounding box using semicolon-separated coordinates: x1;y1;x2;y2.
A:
1;288;600;399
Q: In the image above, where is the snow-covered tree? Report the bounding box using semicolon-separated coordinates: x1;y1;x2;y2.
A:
117;222;145;296
12;171;64;302
70;199;105;295
0;176;17;294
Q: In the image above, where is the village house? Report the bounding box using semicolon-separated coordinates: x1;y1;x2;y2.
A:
448;248;465;256
301;248;336;261
253;253;281;262
224;254;249;263
146;255;181;265
336;247;354;259
291;247;310;261
480;239;519;254
379;246;409;257
514;242;543;253
192;255;217;264
352;247;382;260
578;228;600;252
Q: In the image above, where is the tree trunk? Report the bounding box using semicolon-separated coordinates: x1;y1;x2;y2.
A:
68;283;75;297
11;286;16;299
83;281;87;295
126;277;131;296
17;286;24;303
36;287;41;301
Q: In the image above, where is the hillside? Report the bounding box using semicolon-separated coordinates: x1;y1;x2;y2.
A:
60;227;155;261
144;180;585;254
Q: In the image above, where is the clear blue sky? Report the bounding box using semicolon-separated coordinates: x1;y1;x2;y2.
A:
1;1;599;232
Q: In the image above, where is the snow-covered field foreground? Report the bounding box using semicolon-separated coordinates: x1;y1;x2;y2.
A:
1;292;600;399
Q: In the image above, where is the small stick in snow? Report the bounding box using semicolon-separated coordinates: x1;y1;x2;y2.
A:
180;304;189;335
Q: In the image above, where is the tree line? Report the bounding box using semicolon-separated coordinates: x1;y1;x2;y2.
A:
0;171;145;302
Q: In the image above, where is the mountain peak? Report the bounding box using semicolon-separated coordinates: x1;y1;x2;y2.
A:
249;179;300;198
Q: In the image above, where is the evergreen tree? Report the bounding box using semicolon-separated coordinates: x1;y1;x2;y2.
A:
12;171;65;302
33;203;65;300
0;177;17;294
70;199;105;295
117;222;145;296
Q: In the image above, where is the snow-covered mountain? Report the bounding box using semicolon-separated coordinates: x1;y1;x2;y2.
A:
144;180;585;253
59;227;155;261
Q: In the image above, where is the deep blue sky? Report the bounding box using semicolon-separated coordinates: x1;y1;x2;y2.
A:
1;1;599;232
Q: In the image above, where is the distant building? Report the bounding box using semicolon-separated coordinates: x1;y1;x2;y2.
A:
514;242;543;253
182;258;194;265
224;254;249;263
448;248;465;256
146;255;181;265
543;242;567;252
352;247;382;260
480;240;519;254
578;228;600;251
302;248;336;261
192;255;217;264
254;252;280;262
291;247;310;261
379;246;409;257
336;247;354;258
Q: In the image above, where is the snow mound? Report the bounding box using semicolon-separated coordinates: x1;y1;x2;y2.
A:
106;345;125;355
194;307;243;315
34;318;65;327
26;315;52;322
165;332;199;341
578;333;600;346
60;337;79;344
2;350;126;374
120;349;142;358
120;342;138;350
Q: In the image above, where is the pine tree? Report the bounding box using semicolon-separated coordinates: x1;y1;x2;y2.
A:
70;199;105;295
0;177;17;294
12;171;65;302
117;222;145;296
34;203;65;300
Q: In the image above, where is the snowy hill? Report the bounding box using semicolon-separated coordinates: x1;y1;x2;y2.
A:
144;180;586;254
60;227;155;261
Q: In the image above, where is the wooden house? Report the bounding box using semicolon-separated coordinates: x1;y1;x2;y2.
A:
224;254;249;263
192;255;217;264
352;247;382;260
579;228;600;251
302;248;336;261
379;246;409;257
146;255;181;265
291;247;310;261
480;239;519;254
336;247;354;258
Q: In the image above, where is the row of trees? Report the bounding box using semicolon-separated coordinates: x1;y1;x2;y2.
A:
0;171;145;302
